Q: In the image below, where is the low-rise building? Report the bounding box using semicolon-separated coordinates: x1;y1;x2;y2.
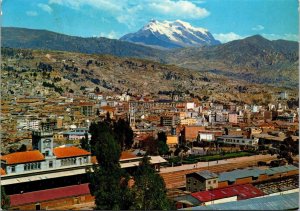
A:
167;135;178;147
216;135;259;147
186;170;218;192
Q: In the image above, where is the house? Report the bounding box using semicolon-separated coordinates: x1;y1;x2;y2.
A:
160;114;180;126
186;170;218;192
167;135;178;147
183;126;206;142
216;135;259;148
1;131;91;175
228;113;238;124
9;183;94;210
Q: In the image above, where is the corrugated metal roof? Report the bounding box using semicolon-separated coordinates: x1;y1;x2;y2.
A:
173;195;201;205
219;168;261;182
182;192;299;210
195;170;218;180
265;165;298;175
218;165;298;182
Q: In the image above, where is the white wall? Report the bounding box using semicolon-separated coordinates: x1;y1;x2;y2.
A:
199;133;214;141
204;196;237;205
186;102;195;110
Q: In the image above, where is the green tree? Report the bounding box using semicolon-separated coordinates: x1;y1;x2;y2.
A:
88;120;132;210
277;135;298;164
89;121;111;155
80;132;89;151
114;119;134;150
18;144;27;152
130;156;170;210
95;86;100;93
157;132;169;156
144;136;158;155
1;186;10;210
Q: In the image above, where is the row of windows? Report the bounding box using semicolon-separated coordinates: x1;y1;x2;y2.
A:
61;157;88;166
24;162;41;171
208;180;217;184
10;157;89;172
224;139;252;144
187;179;217;185
61;158;77;166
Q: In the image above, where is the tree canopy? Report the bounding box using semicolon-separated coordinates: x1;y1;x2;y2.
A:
88;120;132;210
130;156;171;210
1;186;10;210
114;118;134;150
277;135;298;164
88;119;170;210
157;132;169;156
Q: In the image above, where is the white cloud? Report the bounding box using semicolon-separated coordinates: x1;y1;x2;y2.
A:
49;0;122;11
148;0;209;19
213;32;245;43
48;0;209;28
262;33;298;41
26;11;38;16
100;30;118;39
38;3;53;14
252;25;264;31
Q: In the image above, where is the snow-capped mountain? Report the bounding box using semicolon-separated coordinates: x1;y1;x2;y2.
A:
120;20;221;49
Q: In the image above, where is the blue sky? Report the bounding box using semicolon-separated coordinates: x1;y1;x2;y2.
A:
2;0;299;43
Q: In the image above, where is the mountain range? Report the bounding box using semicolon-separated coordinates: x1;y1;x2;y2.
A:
1;27;163;61
120;20;220;49
1;26;298;87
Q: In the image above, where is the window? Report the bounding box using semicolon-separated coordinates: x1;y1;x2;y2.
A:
24;164;27;171
45;151;49;156
213;180;216;184
208;181;211;184
73;158;76;165
11;166;16;173
84;157;88;163
49;161;53;168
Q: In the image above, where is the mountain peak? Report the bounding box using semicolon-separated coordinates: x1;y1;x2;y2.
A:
246;34;268;41
120;20;220;49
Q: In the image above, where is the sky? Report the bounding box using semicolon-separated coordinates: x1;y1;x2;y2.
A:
2;0;299;43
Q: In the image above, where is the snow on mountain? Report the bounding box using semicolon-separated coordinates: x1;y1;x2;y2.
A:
120;20;221;49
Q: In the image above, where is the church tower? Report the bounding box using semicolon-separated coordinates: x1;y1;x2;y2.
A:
32;130;54;157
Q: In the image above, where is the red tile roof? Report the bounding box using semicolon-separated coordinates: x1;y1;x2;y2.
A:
91;156;97;164
191;184;264;202
53;146;91;159
120;151;137;160
9;183;91;207
91;151;137;164
0;168;6;175
1;150;44;165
